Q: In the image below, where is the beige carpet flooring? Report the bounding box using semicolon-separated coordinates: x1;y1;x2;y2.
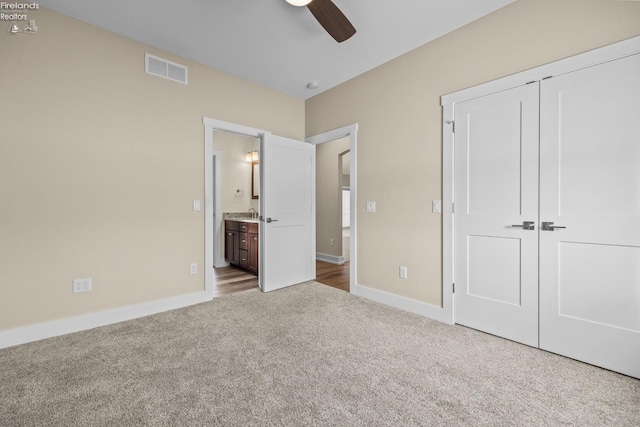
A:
1;282;638;426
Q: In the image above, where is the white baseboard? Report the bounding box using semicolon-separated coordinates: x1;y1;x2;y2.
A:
316;253;345;265
354;284;444;322
214;258;230;268
0;291;212;350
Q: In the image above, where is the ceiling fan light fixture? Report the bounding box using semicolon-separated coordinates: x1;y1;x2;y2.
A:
285;0;312;6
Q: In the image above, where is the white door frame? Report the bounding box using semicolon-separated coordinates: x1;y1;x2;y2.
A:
211;149;224;268
306;124;358;293
441;36;640;324
203;117;271;296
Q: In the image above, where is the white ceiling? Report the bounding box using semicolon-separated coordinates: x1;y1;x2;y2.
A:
42;0;516;99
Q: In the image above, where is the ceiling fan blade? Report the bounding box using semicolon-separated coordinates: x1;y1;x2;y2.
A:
307;0;356;43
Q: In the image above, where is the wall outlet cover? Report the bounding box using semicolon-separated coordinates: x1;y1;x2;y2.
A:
73;278;92;293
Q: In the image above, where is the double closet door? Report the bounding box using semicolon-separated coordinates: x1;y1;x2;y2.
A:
454;53;640;379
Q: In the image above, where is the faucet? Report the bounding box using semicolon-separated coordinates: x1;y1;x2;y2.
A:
248;208;257;218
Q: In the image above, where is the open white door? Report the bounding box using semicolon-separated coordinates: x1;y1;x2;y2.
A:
260;135;315;292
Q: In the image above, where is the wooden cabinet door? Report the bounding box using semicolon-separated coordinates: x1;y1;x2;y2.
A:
225;229;239;265
248;233;259;275
225;230;232;262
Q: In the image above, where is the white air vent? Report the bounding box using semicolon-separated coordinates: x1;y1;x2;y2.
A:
145;53;188;85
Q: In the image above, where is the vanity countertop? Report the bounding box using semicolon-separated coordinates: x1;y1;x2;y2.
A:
223;212;259;223
234;218;259;223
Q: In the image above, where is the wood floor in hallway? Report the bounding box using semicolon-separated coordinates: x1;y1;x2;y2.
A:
212;266;259;297
212;261;349;297
315;261;349;292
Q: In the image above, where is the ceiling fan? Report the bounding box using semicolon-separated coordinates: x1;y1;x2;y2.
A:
285;0;356;43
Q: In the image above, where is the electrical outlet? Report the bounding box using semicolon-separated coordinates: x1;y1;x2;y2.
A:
399;266;408;279
73;278;92;293
190;263;198;274
330;238;335;246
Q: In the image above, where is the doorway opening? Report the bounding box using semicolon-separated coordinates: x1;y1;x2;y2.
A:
211;131;260;267
203;118;267;296
204;117;317;295
211;131;260;297
307;124;358;293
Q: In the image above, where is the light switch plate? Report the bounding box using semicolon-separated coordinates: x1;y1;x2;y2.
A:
432;200;441;213
193;200;201;211
366;201;376;213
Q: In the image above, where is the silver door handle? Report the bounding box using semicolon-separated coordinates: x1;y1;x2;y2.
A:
511;221;535;230
266;218;278;223
542;222;566;231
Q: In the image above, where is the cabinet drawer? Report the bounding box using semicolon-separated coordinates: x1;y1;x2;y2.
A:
225;220;239;231
238;222;249;232
239;249;249;269
239;233;249;250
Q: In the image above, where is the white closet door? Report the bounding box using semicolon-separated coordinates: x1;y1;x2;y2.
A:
454;83;540;347
539;54;640;378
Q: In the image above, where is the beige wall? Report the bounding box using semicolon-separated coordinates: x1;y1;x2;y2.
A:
305;0;640;306
316;137;350;258
0;9;303;331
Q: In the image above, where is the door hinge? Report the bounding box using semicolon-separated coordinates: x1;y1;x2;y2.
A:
542;75;553;80
452;283;455;293
452;202;455;213
446;120;455;133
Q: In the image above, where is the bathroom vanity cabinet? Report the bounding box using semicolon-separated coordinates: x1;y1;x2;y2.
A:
225;220;258;275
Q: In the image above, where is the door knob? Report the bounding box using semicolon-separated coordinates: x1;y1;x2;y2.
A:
542;222;566;231
511;221;535;230
266;218;278;223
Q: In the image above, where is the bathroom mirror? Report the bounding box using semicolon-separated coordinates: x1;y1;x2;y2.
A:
251;161;259;199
